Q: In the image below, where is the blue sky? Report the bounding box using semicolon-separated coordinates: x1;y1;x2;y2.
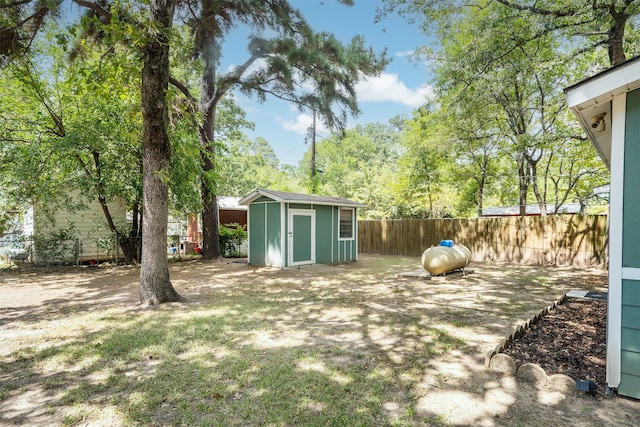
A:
221;1;434;165
62;1;434;165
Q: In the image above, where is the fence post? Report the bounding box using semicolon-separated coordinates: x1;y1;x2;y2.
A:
76;238;81;269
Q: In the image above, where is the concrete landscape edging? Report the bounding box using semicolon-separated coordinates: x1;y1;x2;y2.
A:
484;293;577;393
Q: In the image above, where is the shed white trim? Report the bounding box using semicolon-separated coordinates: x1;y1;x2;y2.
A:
288;208;316;266
622;268;640;281
606;93;627;389
246;204;251;262
281;203;286;268
239;188;366;208
563;59;640;392
565;57;640;107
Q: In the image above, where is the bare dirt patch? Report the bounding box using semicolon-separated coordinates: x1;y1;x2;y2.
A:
1;256;639;426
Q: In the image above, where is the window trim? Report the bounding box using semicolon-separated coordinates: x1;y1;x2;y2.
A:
338;208;355;241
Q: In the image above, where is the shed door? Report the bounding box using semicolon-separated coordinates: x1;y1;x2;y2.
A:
288;209;315;266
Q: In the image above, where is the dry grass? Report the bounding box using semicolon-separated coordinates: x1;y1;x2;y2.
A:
2;255;636;426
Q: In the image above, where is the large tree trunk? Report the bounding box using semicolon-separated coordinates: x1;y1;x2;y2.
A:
201;174;220;260
198;11;221;261
607;9;627;67
200;128;221;260
199;99;220;260
139;0;182;305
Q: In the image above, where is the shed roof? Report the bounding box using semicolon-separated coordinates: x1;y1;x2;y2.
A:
565;56;640;170
239;188;366;208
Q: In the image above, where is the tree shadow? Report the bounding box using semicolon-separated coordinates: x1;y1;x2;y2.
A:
0;256;634;426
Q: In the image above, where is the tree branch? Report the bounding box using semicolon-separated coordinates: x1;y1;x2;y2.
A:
75;153;94;179
0;0;32;9
213;52;265;111
18;60;66;136
493;0;577;17
169;76;197;103
71;0;112;23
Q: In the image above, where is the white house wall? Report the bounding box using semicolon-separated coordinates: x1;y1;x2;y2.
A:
33;190;127;262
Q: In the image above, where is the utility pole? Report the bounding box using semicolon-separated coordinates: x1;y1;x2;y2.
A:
305;109;318;194
310;109;317;193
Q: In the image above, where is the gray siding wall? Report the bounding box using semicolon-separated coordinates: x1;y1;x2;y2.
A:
619;87;640;398
248;200;282;267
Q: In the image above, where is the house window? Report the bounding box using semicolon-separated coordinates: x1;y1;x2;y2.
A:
339;208;354;240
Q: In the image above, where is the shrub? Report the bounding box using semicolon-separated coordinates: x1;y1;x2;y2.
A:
219;223;247;257
33;225;79;265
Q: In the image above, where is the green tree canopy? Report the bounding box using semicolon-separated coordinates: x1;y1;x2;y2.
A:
169;0;389;259
381;0;609;217
299;120;405;218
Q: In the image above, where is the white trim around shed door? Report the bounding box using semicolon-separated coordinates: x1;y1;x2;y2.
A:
287;208;316;267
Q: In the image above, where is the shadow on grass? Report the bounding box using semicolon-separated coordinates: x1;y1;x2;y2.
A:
1;255;626;426
2;304;454;425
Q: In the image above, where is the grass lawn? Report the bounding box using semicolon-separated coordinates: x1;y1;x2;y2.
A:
1;255;631;426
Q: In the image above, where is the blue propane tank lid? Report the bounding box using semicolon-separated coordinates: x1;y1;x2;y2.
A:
440;240;454;247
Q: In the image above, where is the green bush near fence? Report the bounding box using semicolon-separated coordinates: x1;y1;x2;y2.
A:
33;226;79;265
219;223;247;257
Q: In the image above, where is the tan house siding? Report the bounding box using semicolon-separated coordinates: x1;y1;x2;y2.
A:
32;190;127;263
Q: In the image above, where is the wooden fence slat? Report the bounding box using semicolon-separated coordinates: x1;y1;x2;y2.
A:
357;215;608;267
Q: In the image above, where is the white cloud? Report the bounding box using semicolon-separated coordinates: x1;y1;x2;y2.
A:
396;50;415;58
282;113;330;136
355;72;434;108
226;57;269;77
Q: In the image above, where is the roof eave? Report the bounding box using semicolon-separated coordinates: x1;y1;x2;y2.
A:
569;103;612;170
239;188;366;208
238;189;271;206
565;57;640;171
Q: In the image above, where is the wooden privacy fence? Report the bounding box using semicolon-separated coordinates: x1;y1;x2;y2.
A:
357;215;608;267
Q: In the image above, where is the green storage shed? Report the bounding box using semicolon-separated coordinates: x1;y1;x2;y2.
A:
238;189;366;268
566;56;640;399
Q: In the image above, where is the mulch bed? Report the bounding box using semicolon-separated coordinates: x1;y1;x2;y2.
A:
503;298;608;391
